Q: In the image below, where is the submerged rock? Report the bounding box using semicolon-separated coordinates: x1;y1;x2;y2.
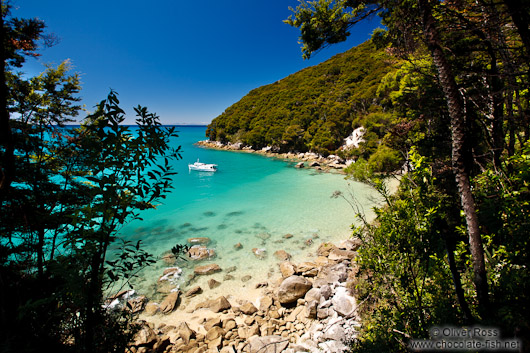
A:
187;237;211;245
274;249;291;261
252;247;267;259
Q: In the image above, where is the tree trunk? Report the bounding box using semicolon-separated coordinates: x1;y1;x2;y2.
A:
418;0;489;315
502;0;530;57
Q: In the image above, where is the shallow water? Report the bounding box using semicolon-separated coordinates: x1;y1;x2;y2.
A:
112;126;381;300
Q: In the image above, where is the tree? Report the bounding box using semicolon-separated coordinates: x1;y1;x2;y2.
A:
285;0;530;318
0;5;182;352
0;2;46;192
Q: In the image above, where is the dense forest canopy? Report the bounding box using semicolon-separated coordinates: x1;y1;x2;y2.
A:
206;40;402;157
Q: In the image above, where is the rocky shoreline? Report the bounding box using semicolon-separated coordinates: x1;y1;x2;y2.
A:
196;140;351;173
111;237;363;353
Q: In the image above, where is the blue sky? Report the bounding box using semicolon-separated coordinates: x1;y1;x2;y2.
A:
13;0;381;125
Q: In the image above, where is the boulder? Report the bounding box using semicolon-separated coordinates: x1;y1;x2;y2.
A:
277;275;312;305
315;262;348;285
208;278;221;289
187;245;216;260
279;261;296;278
283;233;294;239
328;248;356;261
273;249;291;261
222;318;237;331
295;162;305;169
304;287;322;303
331;286;356;317
143;302;159;316
258;296;274;312
319;340;348;352
177;322;196;344
305;300;318;319
158;267;182;283
317;242;338;257
205;326;225;341
196;296;231;313
239;302;258;315
339;237;362;251
297;261;318;274
187;237;211;245
234;242;243;250
248;335;289;353
194;263;221;275
309;161;320;167
184;286;202;297
320;284;332;300
127;295;147;314
159;291;180;314
132;324;158;347
204;317;222;331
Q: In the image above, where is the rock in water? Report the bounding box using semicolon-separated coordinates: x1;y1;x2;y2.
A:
187;237;211;245
277;275;312;304
274;249;291;261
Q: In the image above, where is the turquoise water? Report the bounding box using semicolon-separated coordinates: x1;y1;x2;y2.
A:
116;126;380;298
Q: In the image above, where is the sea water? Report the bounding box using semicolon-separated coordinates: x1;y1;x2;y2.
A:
114;126;382;301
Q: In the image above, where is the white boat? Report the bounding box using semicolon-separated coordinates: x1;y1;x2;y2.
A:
188;159;218;172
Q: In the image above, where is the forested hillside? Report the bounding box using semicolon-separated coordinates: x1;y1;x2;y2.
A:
206;41;400;156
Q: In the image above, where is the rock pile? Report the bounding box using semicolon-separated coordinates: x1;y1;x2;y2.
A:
126;238;362;353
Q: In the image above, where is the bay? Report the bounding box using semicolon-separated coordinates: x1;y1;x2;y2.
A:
115;125;381;298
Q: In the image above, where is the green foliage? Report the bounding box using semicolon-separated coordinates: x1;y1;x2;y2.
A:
349;149;468;352
0;85;181;352
472;142;530;332
206;40;401;155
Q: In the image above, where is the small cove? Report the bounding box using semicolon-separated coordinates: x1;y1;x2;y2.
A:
113;126;382;305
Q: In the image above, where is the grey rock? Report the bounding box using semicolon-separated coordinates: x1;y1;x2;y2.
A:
331;287;356;317
248;335;289;353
